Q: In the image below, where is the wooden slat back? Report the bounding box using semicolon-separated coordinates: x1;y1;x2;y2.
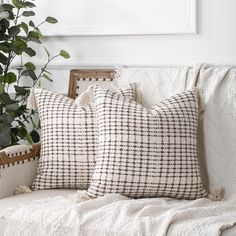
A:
68;69;117;99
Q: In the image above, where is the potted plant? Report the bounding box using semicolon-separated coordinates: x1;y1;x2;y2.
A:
0;0;70;149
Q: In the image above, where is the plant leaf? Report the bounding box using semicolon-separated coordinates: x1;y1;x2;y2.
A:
22;11;35;17
42;73;53;82
44;47;50;58
2;4;15;11
12;0;25;9
45;16;58;24
0;42;10;53
0;114;14;125
24;1;36;8
0;34;10;41
59;50;70;59
28;30;41;39
28;30;42;44
5;72;17;84
0;93;13;105
11;39;27;54
6;103;19;111
17;126;28;138
29;20;35;28
0;123;11;148
0;83;4;94
28;70;37;80
25;132;33;144
0;19;10;30
0;52;8;65
24;62;36;71
20;22;29;34
14;85;28;95
25;47;36;57
30;130;40;143
8;26;20;38
21;70;29;76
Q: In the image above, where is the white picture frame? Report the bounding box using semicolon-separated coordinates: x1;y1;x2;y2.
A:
34;0;197;36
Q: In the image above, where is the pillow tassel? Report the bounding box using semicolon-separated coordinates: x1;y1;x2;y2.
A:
74;190;91;203
207;188;222;201
27;88;37;110
15;185;32;195
76;86;94;108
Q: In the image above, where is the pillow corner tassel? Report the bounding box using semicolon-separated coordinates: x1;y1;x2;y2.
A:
74;190;92;203
75;85;94;108
207;188;222;201
27;87;37;110
14;185;32;195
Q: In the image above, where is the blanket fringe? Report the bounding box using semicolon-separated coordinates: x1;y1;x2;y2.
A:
74;191;91;203
207;188;222;201
75;86;93;108
27;88;37;110
15;185;32;195
114;66;122;80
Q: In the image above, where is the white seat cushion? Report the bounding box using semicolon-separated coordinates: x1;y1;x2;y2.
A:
1;190;235;236
0;190;76;236
1;191;236;236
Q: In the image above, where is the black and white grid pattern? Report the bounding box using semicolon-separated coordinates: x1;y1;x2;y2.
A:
31;84;136;190
87;86;207;199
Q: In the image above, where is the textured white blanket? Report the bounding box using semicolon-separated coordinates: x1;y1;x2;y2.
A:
3;192;236;236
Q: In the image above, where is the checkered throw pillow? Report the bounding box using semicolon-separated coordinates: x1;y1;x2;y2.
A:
87;86;207;199
31;84;136;190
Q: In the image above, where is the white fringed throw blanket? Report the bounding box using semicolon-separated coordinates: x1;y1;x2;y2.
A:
3;192;236;236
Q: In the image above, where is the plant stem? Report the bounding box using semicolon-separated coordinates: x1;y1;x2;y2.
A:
19;54;59;106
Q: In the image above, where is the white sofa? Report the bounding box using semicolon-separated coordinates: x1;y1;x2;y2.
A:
0;64;236;235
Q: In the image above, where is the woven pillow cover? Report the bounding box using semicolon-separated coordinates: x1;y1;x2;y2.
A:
31;84;136;190
87;86;207;200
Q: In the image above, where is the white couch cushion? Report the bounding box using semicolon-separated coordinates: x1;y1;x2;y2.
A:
0;190;76;236
1;191;236;236
0;190;76;212
0;159;38;199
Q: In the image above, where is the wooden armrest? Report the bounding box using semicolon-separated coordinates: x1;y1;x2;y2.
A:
0;144;41;167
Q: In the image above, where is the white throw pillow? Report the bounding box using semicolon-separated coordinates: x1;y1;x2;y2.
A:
87;86;207;199
31;84;136;190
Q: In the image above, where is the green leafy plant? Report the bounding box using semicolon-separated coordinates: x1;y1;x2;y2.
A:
0;0;70;149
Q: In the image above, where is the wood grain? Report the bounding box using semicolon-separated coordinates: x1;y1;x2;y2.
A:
0;144;41;167
68;69;116;99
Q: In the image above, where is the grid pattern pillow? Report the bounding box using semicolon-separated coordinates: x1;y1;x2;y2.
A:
31;84;136;190
87;86;207;200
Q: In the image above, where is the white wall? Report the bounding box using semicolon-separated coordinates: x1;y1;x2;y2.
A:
30;0;236;93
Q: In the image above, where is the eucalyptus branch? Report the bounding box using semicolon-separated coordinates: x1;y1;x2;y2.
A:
19;54;59;106
35;55;59;84
0;0;70;149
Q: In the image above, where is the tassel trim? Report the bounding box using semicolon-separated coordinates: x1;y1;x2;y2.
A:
114;66;122;80
207;188;222;201
14;185;32;195
27;88;37;110
75;85;94;108
74;190;91;203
